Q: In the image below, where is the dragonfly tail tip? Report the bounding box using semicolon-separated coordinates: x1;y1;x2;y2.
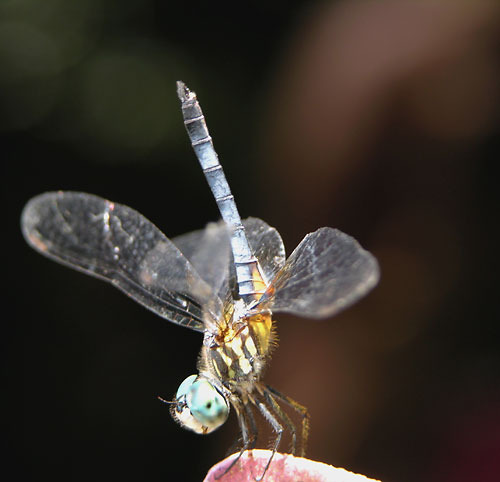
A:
176;80;195;103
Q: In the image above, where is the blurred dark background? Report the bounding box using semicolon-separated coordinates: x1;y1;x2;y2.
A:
3;1;500;481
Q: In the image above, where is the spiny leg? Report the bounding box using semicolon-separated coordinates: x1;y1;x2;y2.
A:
263;388;297;455
224;431;242;460
255;400;284;482
223;401;258;458
266;385;310;457
216;402;255;480
244;400;258;450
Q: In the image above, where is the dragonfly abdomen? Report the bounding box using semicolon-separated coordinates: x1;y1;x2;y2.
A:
177;81;270;304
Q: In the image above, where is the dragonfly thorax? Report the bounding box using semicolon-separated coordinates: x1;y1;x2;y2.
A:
201;311;276;392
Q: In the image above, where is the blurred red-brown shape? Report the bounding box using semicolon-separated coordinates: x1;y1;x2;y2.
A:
204;450;381;482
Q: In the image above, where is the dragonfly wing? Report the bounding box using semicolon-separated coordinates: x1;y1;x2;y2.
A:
21;191;220;332
259;227;379;318
243;217;285;283
173;221;233;315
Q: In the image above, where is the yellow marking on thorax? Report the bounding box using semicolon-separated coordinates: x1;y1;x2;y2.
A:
225;330;252;375
214;346;236;378
227;334;244;358
217;348;233;372
248;313;274;355
212;359;222;378
245;336;257;357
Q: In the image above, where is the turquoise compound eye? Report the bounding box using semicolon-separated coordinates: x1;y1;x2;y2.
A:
187;379;229;428
176;374;198;399
171;375;229;434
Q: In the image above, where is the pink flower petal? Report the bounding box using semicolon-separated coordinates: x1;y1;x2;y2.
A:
204;450;381;482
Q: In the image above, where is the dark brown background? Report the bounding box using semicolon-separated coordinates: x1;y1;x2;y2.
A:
3;1;500;481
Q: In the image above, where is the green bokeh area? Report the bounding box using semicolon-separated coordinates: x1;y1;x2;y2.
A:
0;1;203;159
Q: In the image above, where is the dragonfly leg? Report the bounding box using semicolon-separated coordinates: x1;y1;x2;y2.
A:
244;401;258;449
263;387;297;455
265;385;310;457
255;400;283;482
216;402;254;480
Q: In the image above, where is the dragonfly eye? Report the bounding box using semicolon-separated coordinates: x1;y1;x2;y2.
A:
171;375;229;434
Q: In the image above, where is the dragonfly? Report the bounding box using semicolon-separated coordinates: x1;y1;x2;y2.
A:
21;81;380;480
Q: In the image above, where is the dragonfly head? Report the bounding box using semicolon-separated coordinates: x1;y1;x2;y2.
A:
170;374;229;434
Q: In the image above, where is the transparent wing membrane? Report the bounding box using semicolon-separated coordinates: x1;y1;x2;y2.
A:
173;221;233;312
259;227;380;318
244;217;285;283
21;191;218;332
